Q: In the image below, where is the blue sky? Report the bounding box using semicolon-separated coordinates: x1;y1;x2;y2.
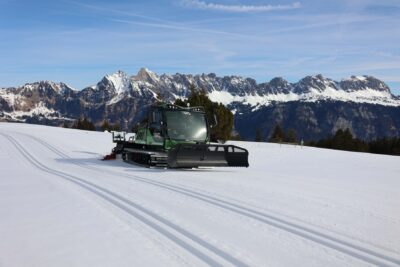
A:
1;0;399;94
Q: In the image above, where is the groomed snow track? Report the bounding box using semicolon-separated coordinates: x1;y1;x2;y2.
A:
1;133;249;267
1;124;399;267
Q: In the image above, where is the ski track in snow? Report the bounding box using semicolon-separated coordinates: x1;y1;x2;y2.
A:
1;123;399;266
18;132;400;251
9;132;400;267
0;133;250;267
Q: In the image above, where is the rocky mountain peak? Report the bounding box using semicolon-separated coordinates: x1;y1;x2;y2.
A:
1;69;400;142
22;80;56;90
78;71;132;103
15;81;76;98
258;77;292;95
269;77;289;87
135;67;159;84
107;70;130;89
207;73;217;79
340;75;391;93
105;70;127;80
294;74;338;94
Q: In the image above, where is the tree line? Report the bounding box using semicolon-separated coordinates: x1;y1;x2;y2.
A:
255;125;298;143
307;128;400;156
257;124;400;156
63;118;121;132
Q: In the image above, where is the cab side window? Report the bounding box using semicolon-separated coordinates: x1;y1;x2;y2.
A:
151;110;162;124
149;109;163;143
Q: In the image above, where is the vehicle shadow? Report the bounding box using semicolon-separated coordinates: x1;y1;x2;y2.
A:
72;150;101;155
55;157;235;173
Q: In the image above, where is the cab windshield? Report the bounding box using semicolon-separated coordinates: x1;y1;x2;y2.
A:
165;110;208;141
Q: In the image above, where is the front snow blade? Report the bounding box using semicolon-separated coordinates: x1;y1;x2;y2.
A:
167;144;249;168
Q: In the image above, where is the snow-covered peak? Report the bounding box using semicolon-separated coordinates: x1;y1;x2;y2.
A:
135;67;159;84
342;75;368;82
8;81;76;97
2;70;399;116
355;75;367;81
21;81;58;91
294;74;338;94
257;77;292;95
269;77;289;87
227;76;244;85
104;70;131;94
340;75;390;94
76;71;132;105
60;82;77;92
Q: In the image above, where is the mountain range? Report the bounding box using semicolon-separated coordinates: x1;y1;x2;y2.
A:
1;68;400;140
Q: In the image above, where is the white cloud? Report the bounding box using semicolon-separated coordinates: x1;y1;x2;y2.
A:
111;19;254;38
182;0;301;12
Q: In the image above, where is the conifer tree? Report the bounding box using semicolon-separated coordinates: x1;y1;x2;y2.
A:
73;117;96;131
255;128;262;142
230;133;242;141
286;128;297;143
269;124;285;143
332;128;354;150
174;98;186;107
101;120;110;131
112;123;121;131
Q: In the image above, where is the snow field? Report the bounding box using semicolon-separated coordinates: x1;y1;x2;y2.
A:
0;123;399;266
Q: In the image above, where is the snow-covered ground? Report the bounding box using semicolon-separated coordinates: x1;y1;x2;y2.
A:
0;123;399;267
